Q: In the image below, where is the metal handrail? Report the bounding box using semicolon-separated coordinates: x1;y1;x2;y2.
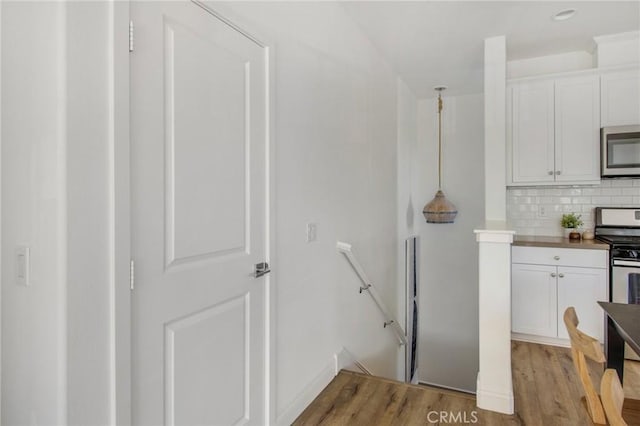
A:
337;241;408;346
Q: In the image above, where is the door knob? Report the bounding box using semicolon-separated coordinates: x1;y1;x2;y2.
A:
255;262;271;278
554;256;560;260
558;273;564;278
548;171;554;175
551;273;557;278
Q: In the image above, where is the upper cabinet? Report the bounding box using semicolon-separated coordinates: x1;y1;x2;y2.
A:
601;69;640;127
510;80;555;184
508;74;600;186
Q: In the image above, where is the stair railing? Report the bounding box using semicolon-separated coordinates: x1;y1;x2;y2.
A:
337;241;408;346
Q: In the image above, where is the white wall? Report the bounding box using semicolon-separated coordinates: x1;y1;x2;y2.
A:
2;2;406;424
1;3;67;425
2;3;116;425
215;2;404;421
507;50;595;80
396;78;418;380
414;93;484;392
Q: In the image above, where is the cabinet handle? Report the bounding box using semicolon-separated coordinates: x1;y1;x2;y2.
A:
548;171;554;175
558;273;564;278
551;273;557;278
555;171;562;175
554;256;560;260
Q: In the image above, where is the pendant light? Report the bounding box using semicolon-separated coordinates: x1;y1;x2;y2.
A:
423;86;458;224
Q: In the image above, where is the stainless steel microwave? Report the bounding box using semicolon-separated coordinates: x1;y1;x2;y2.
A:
602;125;640;178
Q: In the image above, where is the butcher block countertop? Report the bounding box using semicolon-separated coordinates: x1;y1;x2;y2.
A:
513;235;609;250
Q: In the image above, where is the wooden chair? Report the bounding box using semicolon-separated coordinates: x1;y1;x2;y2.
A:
564;307;640;425
601;369;627;426
563;306;607;424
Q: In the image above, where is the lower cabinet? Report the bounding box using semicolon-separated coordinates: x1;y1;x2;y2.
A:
511;246;608;344
557;266;607;342
512;263;557;337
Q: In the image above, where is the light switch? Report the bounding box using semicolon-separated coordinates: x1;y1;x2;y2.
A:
306;223;317;242
16;246;30;286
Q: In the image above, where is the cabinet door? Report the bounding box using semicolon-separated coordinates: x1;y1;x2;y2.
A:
554;75;600;183
512;263;557;337
601;69;640;127
557;266;607;342
511;81;555;183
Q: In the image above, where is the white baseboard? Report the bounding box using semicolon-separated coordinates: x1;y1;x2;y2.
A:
275;358;337;426
417;380;476;395
476;374;514;415
511;333;572;348
335;347;372;375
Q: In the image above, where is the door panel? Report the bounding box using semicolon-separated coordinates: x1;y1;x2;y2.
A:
131;2;268;425
554;75;600;182
557;266;607;342
511;80;555;183
511;263;557;337
166;17;251;265
165;295;249;425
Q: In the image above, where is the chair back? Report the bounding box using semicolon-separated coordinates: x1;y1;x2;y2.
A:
601;369;628;426
563;306;607;424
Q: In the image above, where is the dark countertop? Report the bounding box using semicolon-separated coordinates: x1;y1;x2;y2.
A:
513;235;609;250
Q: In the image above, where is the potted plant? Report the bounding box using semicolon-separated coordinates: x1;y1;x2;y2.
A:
561;213;583;240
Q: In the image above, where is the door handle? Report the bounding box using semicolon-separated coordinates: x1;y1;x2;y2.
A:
551;273;557;278
255;262;271;278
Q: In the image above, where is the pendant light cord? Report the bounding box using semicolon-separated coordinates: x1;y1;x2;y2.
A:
437;93;443;190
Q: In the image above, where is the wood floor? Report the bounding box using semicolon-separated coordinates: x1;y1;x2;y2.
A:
293;341;640;425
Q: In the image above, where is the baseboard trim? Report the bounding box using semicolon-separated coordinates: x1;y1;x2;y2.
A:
476;374;514;415
511;333;572;348
417;380;476;395
275;358;337;426
335;347;372;375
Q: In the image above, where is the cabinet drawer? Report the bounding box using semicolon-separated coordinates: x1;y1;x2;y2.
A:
512;246;607;268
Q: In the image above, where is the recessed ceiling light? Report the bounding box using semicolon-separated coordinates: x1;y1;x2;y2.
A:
553;9;577;21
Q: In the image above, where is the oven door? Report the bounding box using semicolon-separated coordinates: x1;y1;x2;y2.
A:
602;126;640;177
611;260;640;360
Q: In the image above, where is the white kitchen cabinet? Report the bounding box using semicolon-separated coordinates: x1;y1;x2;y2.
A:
601;69;640;127
508;74;600;185
512;263;557;337
511;80;555;183
557;266;607;342
554;76;601;182
511;246;608;345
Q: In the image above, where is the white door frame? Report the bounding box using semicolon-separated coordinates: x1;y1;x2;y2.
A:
112;1;277;424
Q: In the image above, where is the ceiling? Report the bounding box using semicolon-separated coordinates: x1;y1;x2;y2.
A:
341;1;640;97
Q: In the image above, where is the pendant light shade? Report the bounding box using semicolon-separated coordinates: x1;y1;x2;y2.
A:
423;189;458;223
423;87;458;224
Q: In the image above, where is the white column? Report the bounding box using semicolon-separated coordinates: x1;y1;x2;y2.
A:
475;225;515;414
475;35;514;415
484;36;506;221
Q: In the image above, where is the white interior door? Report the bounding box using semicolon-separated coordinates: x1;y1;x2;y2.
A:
130;2;269;425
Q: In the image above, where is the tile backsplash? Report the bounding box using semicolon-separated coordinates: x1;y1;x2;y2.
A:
507;179;640;236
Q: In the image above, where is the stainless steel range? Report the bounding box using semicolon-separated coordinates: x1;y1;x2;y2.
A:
595;207;640;360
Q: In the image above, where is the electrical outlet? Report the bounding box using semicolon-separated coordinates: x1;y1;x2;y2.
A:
538;205;547;218
16;246;30;286
306;223;317;242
